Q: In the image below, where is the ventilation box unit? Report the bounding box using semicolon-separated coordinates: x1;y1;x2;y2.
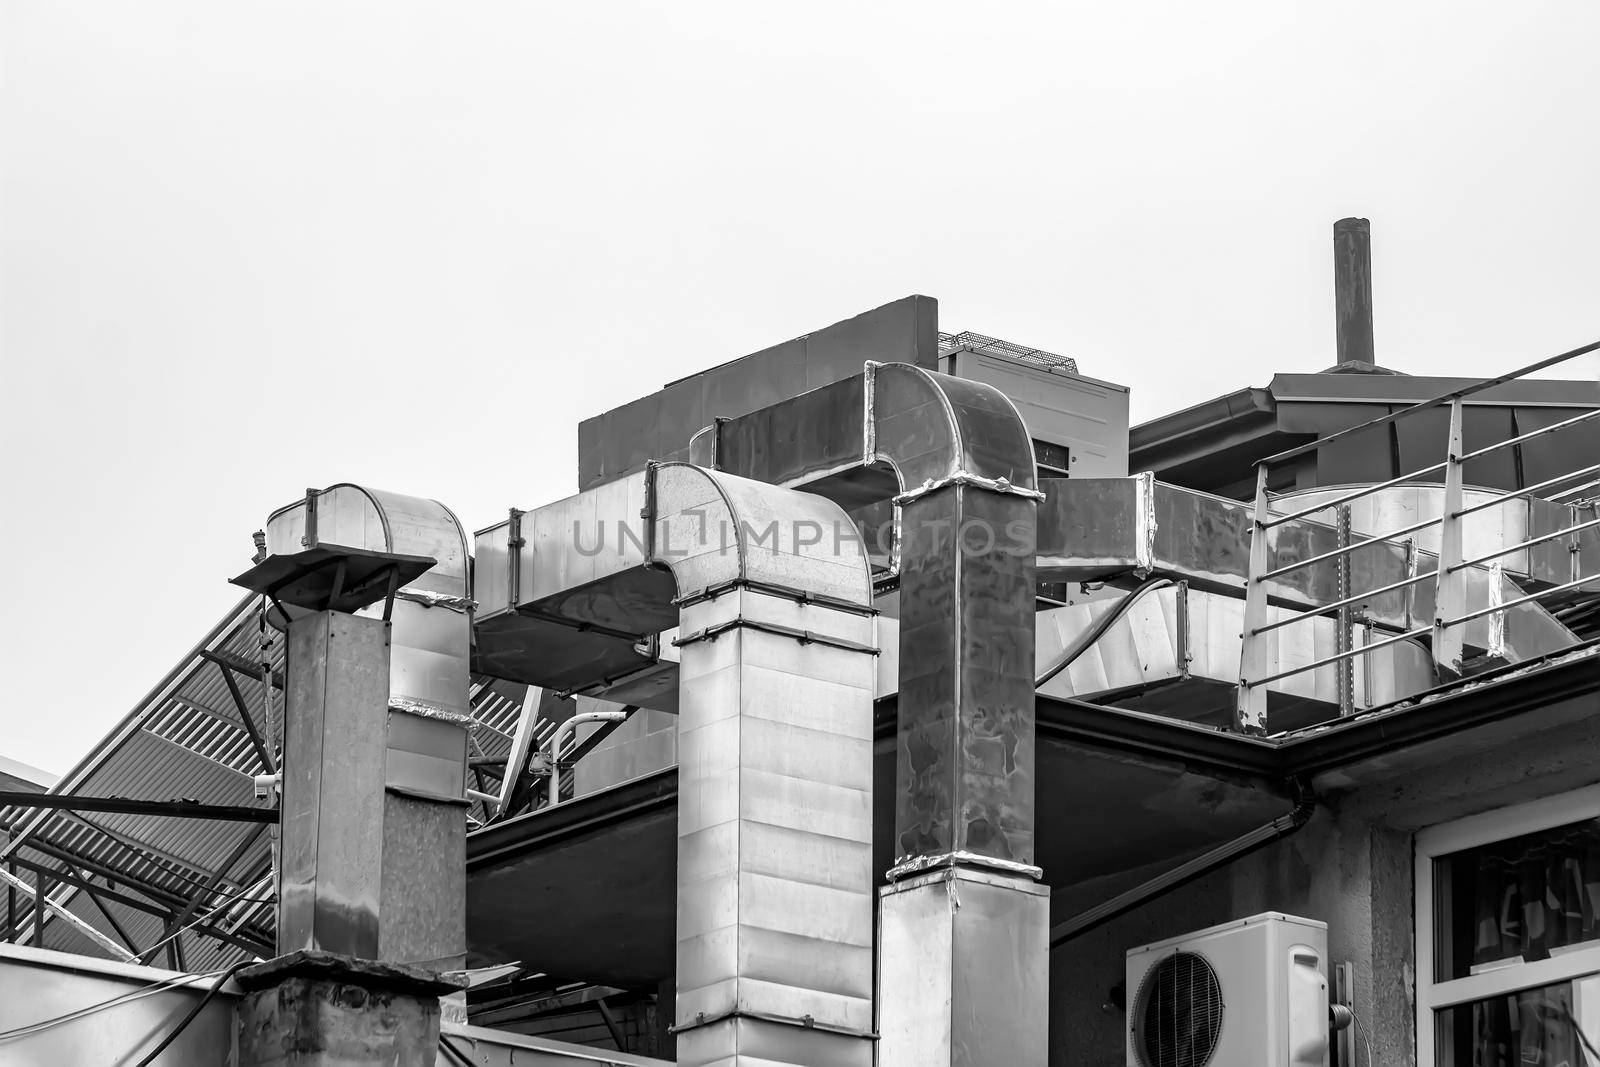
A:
1126;911;1330;1067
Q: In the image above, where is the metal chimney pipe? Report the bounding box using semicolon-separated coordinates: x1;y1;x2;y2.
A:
1334;217;1375;367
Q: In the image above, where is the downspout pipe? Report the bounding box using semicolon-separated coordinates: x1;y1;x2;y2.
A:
1048;791;1318;948
546;710;630;807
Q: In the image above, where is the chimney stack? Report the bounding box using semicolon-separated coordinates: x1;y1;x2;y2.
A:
1332;217;1376;370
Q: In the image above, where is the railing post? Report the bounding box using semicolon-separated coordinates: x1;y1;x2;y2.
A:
1236;463;1273;733
1433;398;1467;675
1335;502;1355;717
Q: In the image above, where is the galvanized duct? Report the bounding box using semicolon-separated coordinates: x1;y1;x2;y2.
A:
1036;478;1579;665
475;464;881;1067
652;463;877;1067
690;364;1049;1067
691;363;1044;875
260;485;472;969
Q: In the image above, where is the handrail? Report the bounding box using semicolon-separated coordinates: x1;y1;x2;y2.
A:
1448;517;1600;573
1260;461;1447;530
1443;575;1598;629
1235;337;1600;733
1456;407;1600;464
1259;337;1600;468
1247;626;1432;688
1258;513;1442;581
1455;462;1600;517
1250;571;1434;635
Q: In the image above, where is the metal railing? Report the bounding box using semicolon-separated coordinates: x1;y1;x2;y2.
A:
1235;339;1600;734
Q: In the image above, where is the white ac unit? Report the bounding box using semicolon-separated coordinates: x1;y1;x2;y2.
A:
1125;911;1331;1067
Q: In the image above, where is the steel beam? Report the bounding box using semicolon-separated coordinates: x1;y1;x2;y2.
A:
0;791;276;824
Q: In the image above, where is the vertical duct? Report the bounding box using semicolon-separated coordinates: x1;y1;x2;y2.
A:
255;485;473;971
651;464;878;1067
681;362;1053;1065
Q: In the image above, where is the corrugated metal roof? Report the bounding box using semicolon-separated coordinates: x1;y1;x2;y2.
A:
0;596;541;968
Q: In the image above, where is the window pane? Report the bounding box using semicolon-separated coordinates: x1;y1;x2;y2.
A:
1434;818;1600;982
1434;981;1589;1067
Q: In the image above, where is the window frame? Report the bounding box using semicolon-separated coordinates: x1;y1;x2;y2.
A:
1415;783;1600;1065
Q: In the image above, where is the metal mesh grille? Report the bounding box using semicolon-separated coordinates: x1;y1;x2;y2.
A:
937;330;1079;375
1135;950;1224;1067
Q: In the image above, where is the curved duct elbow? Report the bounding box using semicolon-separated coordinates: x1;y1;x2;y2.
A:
263;484;473;723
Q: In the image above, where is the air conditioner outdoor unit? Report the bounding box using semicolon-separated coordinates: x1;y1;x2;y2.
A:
1125;911;1331;1067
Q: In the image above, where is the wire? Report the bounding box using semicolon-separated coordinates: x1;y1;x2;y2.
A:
132;959;250;1067
0;968;227;1042
1350;1006;1376;1067
136;883;274;962
1036;577;1175;687
438;1033;476;1067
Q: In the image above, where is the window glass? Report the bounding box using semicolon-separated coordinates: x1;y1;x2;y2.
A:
1433;981;1590;1067
1434;818;1600;982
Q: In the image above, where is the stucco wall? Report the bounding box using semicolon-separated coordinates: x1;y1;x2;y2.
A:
1047;803;1415;1066
1047;694;1600;1067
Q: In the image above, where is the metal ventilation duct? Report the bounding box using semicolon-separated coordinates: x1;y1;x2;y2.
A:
260;484;472;969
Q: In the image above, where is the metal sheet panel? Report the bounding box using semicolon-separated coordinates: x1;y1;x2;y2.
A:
279;611;388;958
876;867;1049;1067
0;944;238;1065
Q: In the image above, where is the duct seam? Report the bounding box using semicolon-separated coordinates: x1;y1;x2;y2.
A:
863;359;880;462
1488;561;1507;659
1134;470;1158;575
394;588;476;613
673;577;880;616
893;470;1047;506
885;849;1044;883
389;697;476;728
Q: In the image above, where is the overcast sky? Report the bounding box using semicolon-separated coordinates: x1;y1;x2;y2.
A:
3;2;1597;774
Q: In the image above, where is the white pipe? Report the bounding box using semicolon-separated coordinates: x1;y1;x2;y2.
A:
547;710;629;807
0;865;138;962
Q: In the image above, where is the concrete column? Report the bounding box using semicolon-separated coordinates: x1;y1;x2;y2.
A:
672;586;877;1067
236;950;460;1067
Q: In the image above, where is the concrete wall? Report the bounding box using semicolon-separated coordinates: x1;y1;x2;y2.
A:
1048;686;1600;1067
1048;803;1415;1066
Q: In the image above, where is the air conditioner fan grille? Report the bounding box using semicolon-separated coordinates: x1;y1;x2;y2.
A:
1134;949;1224;1067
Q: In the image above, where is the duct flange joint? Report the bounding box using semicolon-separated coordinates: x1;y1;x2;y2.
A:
884;849;1044;884
673;618;880;656
669;1007;879;1040
674;577;880;616
893;470;1048;506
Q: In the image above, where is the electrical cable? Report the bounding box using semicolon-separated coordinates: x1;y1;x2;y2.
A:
131;959;250;1067
438;1033;476;1067
136;883;274;962
0;968;225;1042
1350;1006;1375;1067
1035;577;1176;687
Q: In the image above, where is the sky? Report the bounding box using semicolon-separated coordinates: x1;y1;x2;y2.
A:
2;1;1598;775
